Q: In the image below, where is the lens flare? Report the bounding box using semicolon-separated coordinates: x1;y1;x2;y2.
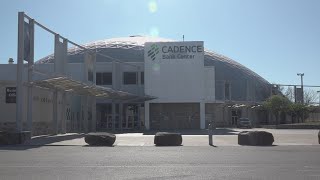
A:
148;1;157;13
152;63;160;72
149;27;159;37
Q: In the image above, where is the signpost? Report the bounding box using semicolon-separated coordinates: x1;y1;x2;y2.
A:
208;119;215;146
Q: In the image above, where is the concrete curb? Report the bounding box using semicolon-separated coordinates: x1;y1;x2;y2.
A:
262;125;320;129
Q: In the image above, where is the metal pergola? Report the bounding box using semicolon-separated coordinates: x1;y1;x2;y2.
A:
30;76;155;101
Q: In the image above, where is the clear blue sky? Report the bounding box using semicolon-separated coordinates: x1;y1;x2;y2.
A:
1;0;320;86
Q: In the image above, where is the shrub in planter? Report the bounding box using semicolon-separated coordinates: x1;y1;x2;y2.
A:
85;132;116;146
238;131;250;145
238;131;274;146
154;132;182;146
0;131;31;145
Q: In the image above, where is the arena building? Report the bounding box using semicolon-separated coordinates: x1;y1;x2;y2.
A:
0;36;272;135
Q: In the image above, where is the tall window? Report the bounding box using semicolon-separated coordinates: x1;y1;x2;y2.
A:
225;82;231;100
96;72;112;85
141;72;144;85
123;72;137;85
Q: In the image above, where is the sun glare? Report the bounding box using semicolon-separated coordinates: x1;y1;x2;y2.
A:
148;1;157;13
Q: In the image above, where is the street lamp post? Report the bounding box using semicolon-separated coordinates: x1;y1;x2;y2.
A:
317;91;320;106
297;73;304;104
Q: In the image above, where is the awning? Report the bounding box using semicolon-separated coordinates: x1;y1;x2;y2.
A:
29;76;156;101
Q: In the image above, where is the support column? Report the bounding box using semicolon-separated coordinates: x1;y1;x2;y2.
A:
112;102;116;131
137;68;142;96
57;92;62;134
81;96;88;133
119;102;123;132
145;102;150;130
200;102;205;129
84;96;88;133
61;92;67;134
112;61;117;89
137;103;141;130
92;97;96;132
27;76;33;133
52;90;58;134
27;19;34;133
112;60;116;132
16;12;25;132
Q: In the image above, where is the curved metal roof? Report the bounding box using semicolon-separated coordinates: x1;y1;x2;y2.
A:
36;36;268;83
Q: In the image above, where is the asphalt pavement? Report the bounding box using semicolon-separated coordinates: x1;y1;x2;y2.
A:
0;128;319;179
0;145;319;180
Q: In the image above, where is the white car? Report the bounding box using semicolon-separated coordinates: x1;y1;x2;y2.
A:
237;118;252;128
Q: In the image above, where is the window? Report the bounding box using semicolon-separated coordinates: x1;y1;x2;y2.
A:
141;72;144;85
96;72;112;85
123;72;137;85
88;71;93;82
225;82;231;100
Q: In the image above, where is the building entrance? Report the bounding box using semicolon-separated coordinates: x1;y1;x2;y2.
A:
96;103;119;130
231;110;241;126
123;103;145;130
96;103;144;131
150;103;200;129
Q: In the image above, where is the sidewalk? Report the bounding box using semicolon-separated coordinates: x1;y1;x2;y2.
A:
22;128;320;147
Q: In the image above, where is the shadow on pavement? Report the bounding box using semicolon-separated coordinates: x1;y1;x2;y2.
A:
0;133;85;150
82;145;115;147
143;128;240;135
238;144;278;147
209;144;218;147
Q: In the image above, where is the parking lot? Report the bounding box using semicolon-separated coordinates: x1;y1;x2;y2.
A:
1;128;320;180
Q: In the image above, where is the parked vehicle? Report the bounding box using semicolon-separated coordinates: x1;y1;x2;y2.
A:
237;118;252;128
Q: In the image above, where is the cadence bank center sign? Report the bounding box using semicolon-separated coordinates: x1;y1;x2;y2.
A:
144;41;205;102
146;42;203;61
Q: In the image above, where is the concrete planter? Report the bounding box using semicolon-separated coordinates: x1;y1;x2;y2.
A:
238;131;274;146
154;132;182;146
238;131;251;145
0;131;31;145
84;132;116;146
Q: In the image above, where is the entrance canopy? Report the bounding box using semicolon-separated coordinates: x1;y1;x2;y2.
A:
30;76;156;101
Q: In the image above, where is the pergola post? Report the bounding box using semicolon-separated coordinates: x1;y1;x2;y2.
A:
16;12;25;132
27;18;34;133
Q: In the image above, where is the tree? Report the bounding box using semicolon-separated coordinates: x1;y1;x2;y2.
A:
263;95;291;125
288;103;308;123
280;86;318;105
282;87;295;102
304;89;318;105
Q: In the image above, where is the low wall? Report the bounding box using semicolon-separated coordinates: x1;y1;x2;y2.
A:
0;122;54;136
262;124;320;129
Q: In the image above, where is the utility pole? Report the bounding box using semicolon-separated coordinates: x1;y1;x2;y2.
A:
297;73;304;104
317;90;320;106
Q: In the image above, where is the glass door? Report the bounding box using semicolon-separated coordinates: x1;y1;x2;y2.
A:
123;104;139;129
96;103;120;130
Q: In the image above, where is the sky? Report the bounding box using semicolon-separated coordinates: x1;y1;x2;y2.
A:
0;0;320;86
